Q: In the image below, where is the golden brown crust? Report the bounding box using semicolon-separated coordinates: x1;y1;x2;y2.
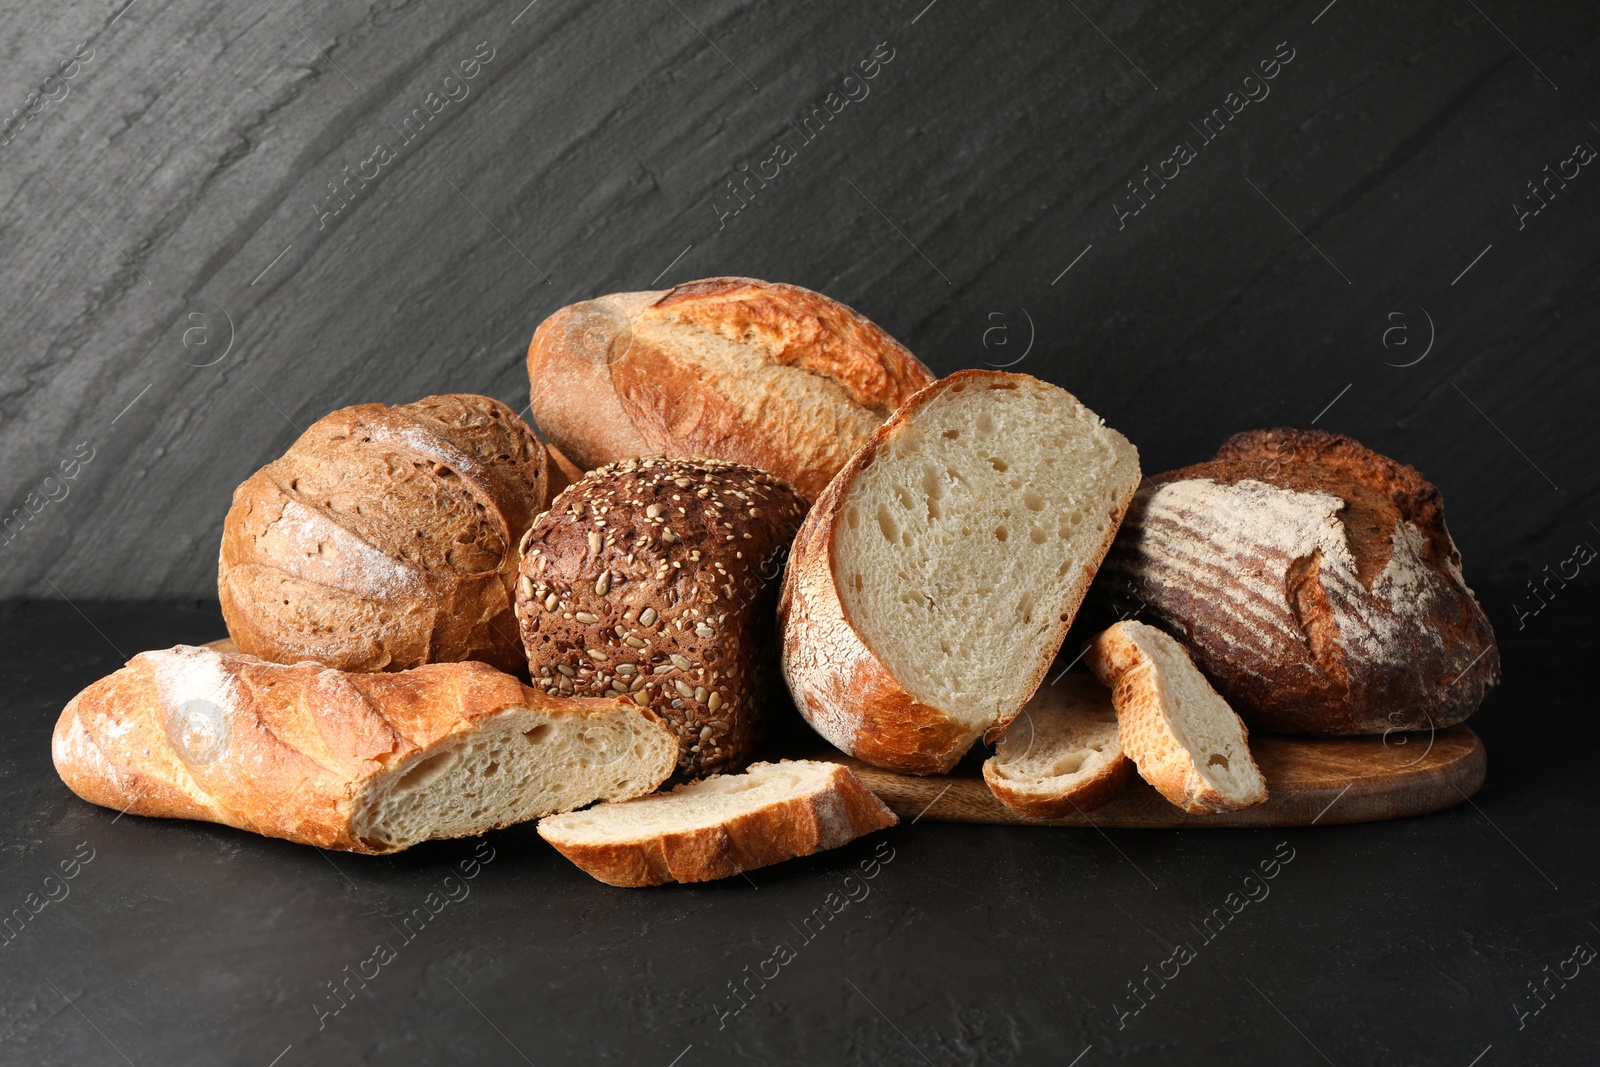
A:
1085;624;1267;815
780;369;1136;775
537;761;898;887
981;677;1133;817
514;456;807;777
525;277;934;501
51;647;655;854
220;394;551;674
1100;428;1499;735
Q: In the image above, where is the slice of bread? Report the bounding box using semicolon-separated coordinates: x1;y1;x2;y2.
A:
780;369;1142;774
1085;621;1267;814
537;760;897;886
983;673;1132;817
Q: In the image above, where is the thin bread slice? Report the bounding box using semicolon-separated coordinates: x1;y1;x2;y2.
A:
1085;621;1267;814
983;673;1133;817
780;369;1142;774
537;760;897;886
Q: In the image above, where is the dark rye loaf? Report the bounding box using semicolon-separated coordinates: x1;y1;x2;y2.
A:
220;394;552;674
1098;428;1498;735
514;456;807;777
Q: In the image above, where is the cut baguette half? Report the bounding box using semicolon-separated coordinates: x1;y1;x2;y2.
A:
537;760;897;886
983;673;1132;817
1085;621;1267;814
780;369;1142;774
53;647;679;854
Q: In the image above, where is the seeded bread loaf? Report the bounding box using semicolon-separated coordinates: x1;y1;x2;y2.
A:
1098;428;1498;735
538;759;897;887
53;646;677;854
780;370;1142;774
983;674;1132;817
525;277;935;501
220;394;552;674
1086;622;1268;814
514;456;808;777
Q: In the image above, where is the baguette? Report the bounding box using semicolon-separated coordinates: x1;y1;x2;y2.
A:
52;646;676;854
983;673;1132;817
525;277;935;501
780;370;1141;774
1086;622;1267;814
537;760;897;886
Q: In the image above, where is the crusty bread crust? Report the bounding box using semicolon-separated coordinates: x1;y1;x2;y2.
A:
525;277;934;501
219;394;551;674
1100;427;1498;735
514;456;807;777
52;646;672;854
779;369;1139;775
537;760;897;887
982;674;1133;818
1086;623;1267;815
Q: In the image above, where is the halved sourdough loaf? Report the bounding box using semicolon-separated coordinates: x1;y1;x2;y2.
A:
537;760;897;886
52;646;677;854
983;673;1132;817
1085;622;1267;814
780;370;1142;774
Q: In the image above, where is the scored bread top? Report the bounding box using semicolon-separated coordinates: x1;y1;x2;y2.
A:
1099;428;1497;734
219;394;551;674
525;277;935;500
515;456;808;777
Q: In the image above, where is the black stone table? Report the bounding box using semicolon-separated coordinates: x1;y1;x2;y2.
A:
0;595;1592;1066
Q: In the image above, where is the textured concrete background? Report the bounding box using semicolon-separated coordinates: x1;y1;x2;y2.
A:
0;0;1595;609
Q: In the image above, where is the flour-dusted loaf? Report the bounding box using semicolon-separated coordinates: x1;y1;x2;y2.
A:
983;673;1132;817
220;394;553;674
537;760;897;887
780;370;1142;774
514;456;808;778
1086;622;1267;814
1098;428;1499;735
525;277;935;501
52;646;677;854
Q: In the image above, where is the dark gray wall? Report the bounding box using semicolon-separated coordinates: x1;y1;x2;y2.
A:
1;0;1595;599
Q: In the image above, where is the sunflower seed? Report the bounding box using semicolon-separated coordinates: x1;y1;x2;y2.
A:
673;680;693;699
708;691;723;712
670;654;692;671
574;612;598;624
694;686;707;703
517;575;534;600
544;593;559;612
630;677;645;692
646;503;664;518
556;665;576;678
586;649;609;661
632;692;649;705
624;636;647;648
615;663;636;676
661;528;678;543
699;726;712;742
695;624;714;639
653;664;673;675
595;571;611;595
588;531;603;555
639;607;658;627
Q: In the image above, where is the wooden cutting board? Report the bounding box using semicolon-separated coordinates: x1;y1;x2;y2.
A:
200;638;1485;828
813;727;1485;828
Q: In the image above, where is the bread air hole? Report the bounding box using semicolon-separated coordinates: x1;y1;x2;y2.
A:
1030;529;1047;545
1047;753;1086;775
942;429;959;439
995;525;1008;542
524;724;552;744
989;458;1008;472
1023;490;1044;511
1208;753;1231;771
397;750;458;791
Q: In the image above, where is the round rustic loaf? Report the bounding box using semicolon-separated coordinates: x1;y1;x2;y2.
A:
1097;428;1499;735
514;456;808;778
525;277;935;501
220;394;552;674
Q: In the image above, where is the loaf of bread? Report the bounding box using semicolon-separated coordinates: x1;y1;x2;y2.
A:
220;394;552;674
1098;428;1499;735
1087;621;1267;813
524;277;935;501
983;674;1131;817
52;646;677;854
780;369;1142;774
514;456;808;777
537;760;897;886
